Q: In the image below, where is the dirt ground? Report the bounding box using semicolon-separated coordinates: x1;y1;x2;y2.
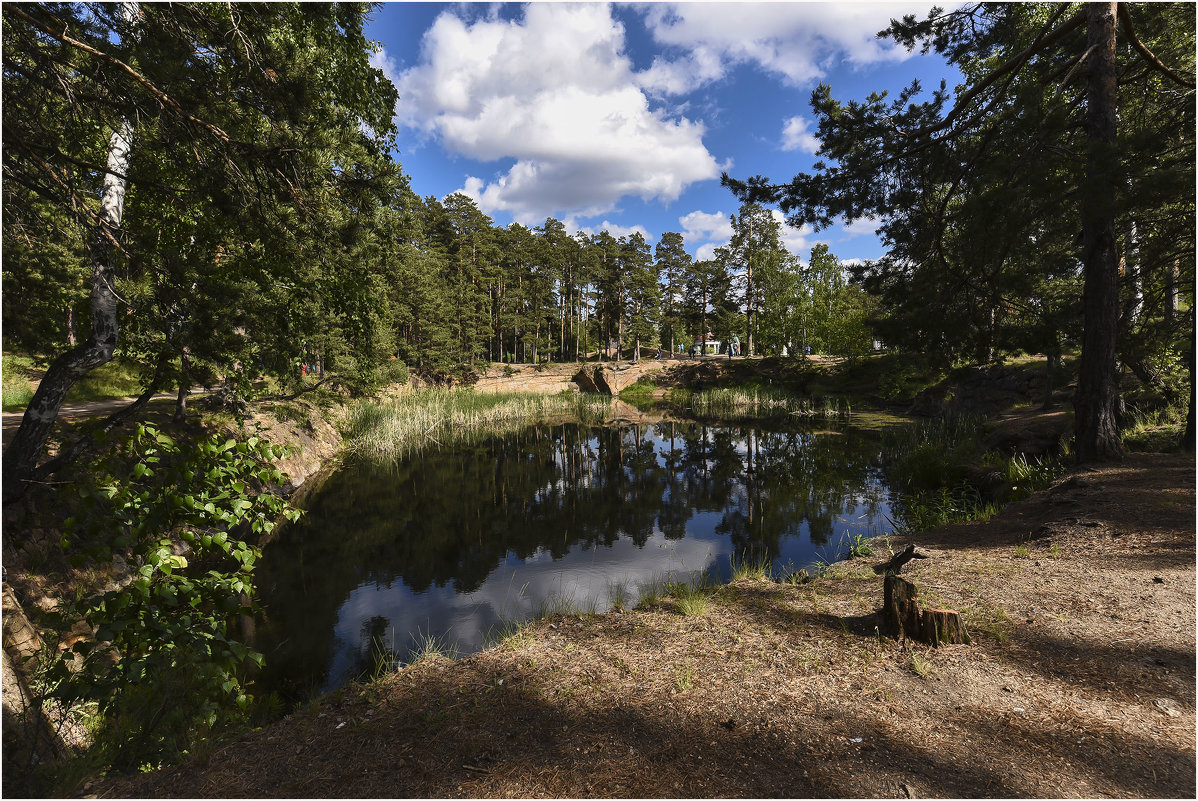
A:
97;451;1195;799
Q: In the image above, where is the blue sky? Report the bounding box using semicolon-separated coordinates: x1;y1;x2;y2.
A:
365;2;957;264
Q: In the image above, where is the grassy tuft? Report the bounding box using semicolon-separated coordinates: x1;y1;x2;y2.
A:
728;551;774;581
407;631;459;665
910;652;934;678
341;388;609;461
687;386;851;420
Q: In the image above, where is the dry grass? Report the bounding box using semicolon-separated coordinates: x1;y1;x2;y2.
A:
341;389;608;461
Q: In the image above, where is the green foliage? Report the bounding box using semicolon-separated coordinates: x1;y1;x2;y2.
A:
845;533;873;559
43;424;301;772
63;357;145;404
1121;405;1187;453
882;416;1066;535
730;3;1194;450
381;358;410;387
728;551;774;581
2;352;38;411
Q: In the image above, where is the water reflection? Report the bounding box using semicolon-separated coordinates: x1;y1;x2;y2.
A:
253;422;894;701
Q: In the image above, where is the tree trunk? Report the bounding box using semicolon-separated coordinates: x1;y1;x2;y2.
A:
746;215;755;357
3;118;133;500
1043;344;1060;410
1074;2;1124;463
1166;258;1180;323
1184;338;1195;451
173;348;190;424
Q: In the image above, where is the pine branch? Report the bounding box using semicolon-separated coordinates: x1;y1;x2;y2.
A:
1118;4;1195;90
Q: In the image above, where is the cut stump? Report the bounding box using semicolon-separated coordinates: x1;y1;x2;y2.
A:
882;574;970;647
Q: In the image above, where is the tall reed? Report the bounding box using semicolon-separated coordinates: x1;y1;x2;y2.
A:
687;386;851;419
341;388;609;461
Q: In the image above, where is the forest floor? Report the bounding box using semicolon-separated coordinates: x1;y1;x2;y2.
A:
98;450;1196;798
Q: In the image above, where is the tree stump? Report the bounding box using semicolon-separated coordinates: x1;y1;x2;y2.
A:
920;608;970;646
882;574;969;647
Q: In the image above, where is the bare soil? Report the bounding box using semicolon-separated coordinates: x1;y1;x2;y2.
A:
98;452;1195;799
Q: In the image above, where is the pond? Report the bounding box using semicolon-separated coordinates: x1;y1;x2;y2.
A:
252;420;900;702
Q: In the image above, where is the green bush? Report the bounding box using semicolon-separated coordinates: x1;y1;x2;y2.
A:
44;424;301;772
2;352;37;410
382;358;409;386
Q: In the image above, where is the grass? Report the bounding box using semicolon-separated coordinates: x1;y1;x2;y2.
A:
685;386;851;420
406;631;459;666
881;414;1068;536
910;651;934;678
65;358;145;403
844;533;874;559
4;352;150;411
618;378;658;404
674;664;695;692
728;551;774;581
3;352;38;410
341;388;610;461
967;606;1015;644
666;579;712;616
606;579;632;611
634;572;715;616
1121;405;1187;453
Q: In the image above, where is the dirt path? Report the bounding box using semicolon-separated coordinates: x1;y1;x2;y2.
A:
99;452;1195;798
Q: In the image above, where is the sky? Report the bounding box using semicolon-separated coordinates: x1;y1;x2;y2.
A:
365;1;958;264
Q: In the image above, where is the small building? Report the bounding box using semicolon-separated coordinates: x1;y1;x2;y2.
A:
691;334;721;355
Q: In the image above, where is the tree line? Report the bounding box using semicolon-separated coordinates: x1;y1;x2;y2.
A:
3;2;1193;497
726;2;1195;459
1;1;874;495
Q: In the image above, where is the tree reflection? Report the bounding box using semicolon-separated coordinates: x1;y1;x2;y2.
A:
253;421;892;702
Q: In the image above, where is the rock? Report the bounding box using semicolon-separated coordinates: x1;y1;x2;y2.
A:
1153;698;1182;718
572;364;644;395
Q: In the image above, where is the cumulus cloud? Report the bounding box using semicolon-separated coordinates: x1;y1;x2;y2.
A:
395;4;721;224
839;216;880;238
680;209;733;243
679;208;811;261
636;3;931;92
781;115;821;154
566;218;653;241
679;209;732;260
773;209;814;258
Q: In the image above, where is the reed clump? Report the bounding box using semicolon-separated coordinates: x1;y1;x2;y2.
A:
687;386;851;419
341;389;609;461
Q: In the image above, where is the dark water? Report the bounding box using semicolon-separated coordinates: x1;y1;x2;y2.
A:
253;421;897;702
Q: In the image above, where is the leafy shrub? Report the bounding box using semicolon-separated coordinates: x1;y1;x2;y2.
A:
44;424;301;772
382;358;409;386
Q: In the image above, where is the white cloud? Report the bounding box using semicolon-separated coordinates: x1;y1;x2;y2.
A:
679;209;733;243
781;115;820;154
679;208;811;261
566;218;653;242
773;209;813;258
679;209;732;261
839;216;880;238
636;3;932;92
395;4;721;224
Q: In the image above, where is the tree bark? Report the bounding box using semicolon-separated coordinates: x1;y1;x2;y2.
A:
173;348;190;424
1074;2;1124;463
3;118;133;501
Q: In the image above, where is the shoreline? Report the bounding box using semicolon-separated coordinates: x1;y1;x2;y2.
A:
100;451;1195;798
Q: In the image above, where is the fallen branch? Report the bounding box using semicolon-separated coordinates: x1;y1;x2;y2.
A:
261;375;343;402
872;543;929;575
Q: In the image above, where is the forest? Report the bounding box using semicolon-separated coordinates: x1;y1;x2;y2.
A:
1;2;1194;796
3;2;1194;488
